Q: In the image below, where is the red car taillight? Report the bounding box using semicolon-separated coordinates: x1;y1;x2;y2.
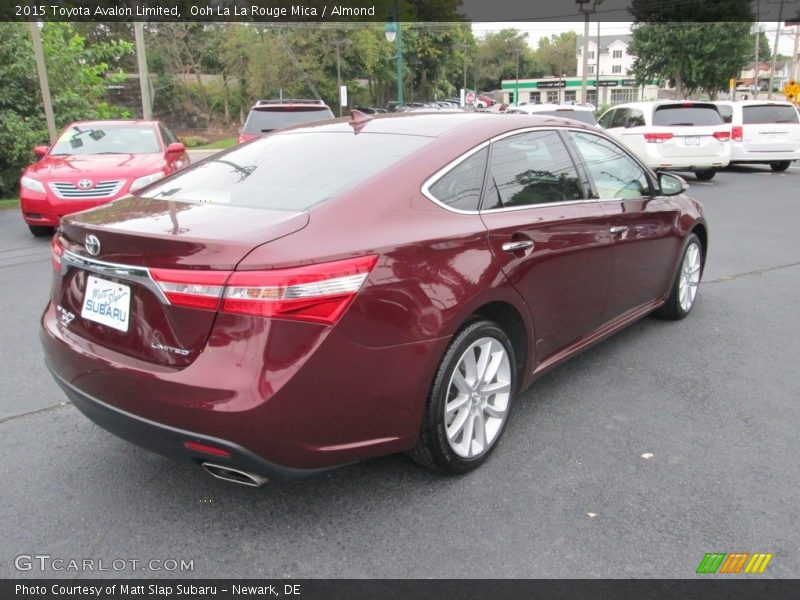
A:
151;255;378;324
731;126;743;142
223;255;378;324
51;235;63;271
712;131;730;142
644;132;673;143
237;133;258;144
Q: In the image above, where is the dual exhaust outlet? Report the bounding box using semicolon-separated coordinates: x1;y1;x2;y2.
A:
201;462;268;487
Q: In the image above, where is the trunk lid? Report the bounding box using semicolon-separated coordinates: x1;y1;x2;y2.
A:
54;197;308;367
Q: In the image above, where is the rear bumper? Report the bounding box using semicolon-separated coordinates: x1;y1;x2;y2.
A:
729;145;800;163
49;368;326;481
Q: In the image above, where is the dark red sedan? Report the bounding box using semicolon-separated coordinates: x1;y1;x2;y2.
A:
41;113;707;486
20;120;189;237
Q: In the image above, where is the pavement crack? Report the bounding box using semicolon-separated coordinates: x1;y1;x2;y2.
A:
0;401;73;425
704;260;800;284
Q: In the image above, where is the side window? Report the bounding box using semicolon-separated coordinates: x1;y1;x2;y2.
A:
569;132;651;199
159;124;178;146
609;108;631;129
598;109;615;129
626;109;645;128
717;105;733;124
484;131;584;210
428;147;488;211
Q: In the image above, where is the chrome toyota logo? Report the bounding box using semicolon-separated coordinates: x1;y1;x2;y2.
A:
77;179;94;190
84;235;101;256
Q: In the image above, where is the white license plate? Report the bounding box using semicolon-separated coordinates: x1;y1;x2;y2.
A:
81;275;131;332
685;136;701;146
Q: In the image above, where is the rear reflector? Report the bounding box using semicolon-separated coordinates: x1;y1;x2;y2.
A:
152;255;378;324
732;125;743;142
644;132;673;143
184;441;231;458
223;255;378;324
712;130;731;142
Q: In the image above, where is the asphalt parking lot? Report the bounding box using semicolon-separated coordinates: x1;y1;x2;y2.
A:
1;163;798;579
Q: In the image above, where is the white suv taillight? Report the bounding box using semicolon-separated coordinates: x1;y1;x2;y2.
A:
731;126;743;142
712;131;730;142
151;255;378;324
644;132;673;143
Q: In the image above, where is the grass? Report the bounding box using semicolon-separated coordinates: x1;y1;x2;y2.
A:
193;137;236;150
0;198;19;210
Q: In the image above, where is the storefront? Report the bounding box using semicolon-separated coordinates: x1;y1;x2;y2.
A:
500;77;659;106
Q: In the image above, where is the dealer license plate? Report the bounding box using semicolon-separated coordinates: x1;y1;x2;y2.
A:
81;275;131;332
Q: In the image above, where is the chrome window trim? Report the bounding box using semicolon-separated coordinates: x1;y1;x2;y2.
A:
420;139;492;215
61;249;170;304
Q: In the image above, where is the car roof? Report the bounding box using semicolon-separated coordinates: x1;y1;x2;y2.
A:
65;120;160;127
713;99;796;106
509;104;593;113
606;100;719;111
250;99;331;109
271;112;599;141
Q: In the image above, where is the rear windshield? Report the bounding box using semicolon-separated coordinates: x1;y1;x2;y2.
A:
653;105;723;126
139;132;430;211
532;110;598;125
242;106;334;134
742;105;799;124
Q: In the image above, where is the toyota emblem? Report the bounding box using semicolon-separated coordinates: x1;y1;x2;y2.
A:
85;235;101;257
77;179;94;190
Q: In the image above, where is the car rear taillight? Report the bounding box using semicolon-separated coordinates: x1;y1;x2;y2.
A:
151;255;378;324
150;268;229;310
644;132;674;143
223;255;378;324
731;126;743;142
51;235;63;271
237;133;258;144
712;131;731;142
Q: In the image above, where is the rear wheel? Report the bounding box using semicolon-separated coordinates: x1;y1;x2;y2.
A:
654;233;703;320
409;320;516;474
28;225;55;237
694;169;716;181
770;161;791;172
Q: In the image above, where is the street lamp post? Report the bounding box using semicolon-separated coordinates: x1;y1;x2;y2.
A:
577;0;602;104
508;47;522;105
384;16;404;107
331;39;350;117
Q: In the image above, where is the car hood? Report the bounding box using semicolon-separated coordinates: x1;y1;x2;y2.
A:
25;153;166;180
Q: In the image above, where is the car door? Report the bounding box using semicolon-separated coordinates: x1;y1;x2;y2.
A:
566;130;684;322
479;128;615;364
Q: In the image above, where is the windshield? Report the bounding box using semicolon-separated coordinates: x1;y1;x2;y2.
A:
743;105;799;125
242;106;335;134
653;105;723;126
50;124;160;155
139;132;431;211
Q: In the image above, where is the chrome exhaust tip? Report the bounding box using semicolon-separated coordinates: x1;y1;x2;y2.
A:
201;462;268;487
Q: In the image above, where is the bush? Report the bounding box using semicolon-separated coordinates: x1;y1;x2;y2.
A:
0;112;48;197
178;135;210;147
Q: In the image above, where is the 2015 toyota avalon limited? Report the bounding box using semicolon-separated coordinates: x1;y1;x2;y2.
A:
41;112;708;486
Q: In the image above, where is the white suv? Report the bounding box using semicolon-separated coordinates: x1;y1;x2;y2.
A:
506;103;598;126
714;100;800;172
598;101;731;180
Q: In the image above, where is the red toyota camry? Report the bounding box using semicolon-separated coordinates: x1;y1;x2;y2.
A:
20;120;189;237
41;112;708;486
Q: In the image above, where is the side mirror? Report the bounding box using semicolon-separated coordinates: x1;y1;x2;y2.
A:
33;145;49;159
658;172;689;196
166;142;186;154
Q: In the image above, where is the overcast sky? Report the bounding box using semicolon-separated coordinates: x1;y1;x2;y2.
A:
471;22;799;57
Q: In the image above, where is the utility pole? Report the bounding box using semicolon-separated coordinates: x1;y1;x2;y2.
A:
596;19;601;105
134;22;152;120
331;39;350;116
461;41;469;91
29;22;57;144
793;23;800;82
508;48;522;105
768;0;785;99
577;0;602;104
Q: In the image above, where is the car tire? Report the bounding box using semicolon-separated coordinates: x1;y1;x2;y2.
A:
770;161;791;172
694;169;716;181
654;233;703;320
409;319;516;474
28;225;55;237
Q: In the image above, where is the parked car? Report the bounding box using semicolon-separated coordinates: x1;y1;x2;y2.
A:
237;99;334;143
597;101;731;180
505;103;598;126
20;120;188;237
42;112;707;486
713;100;800;171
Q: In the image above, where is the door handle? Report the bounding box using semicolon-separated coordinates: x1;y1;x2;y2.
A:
502;240;534;252
609;226;629;235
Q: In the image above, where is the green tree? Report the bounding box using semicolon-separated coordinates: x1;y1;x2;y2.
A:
535;32;578;78
629;0;754;98
474;29;542;92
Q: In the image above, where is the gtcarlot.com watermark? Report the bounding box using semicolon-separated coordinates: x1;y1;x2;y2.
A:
14;554;194;573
